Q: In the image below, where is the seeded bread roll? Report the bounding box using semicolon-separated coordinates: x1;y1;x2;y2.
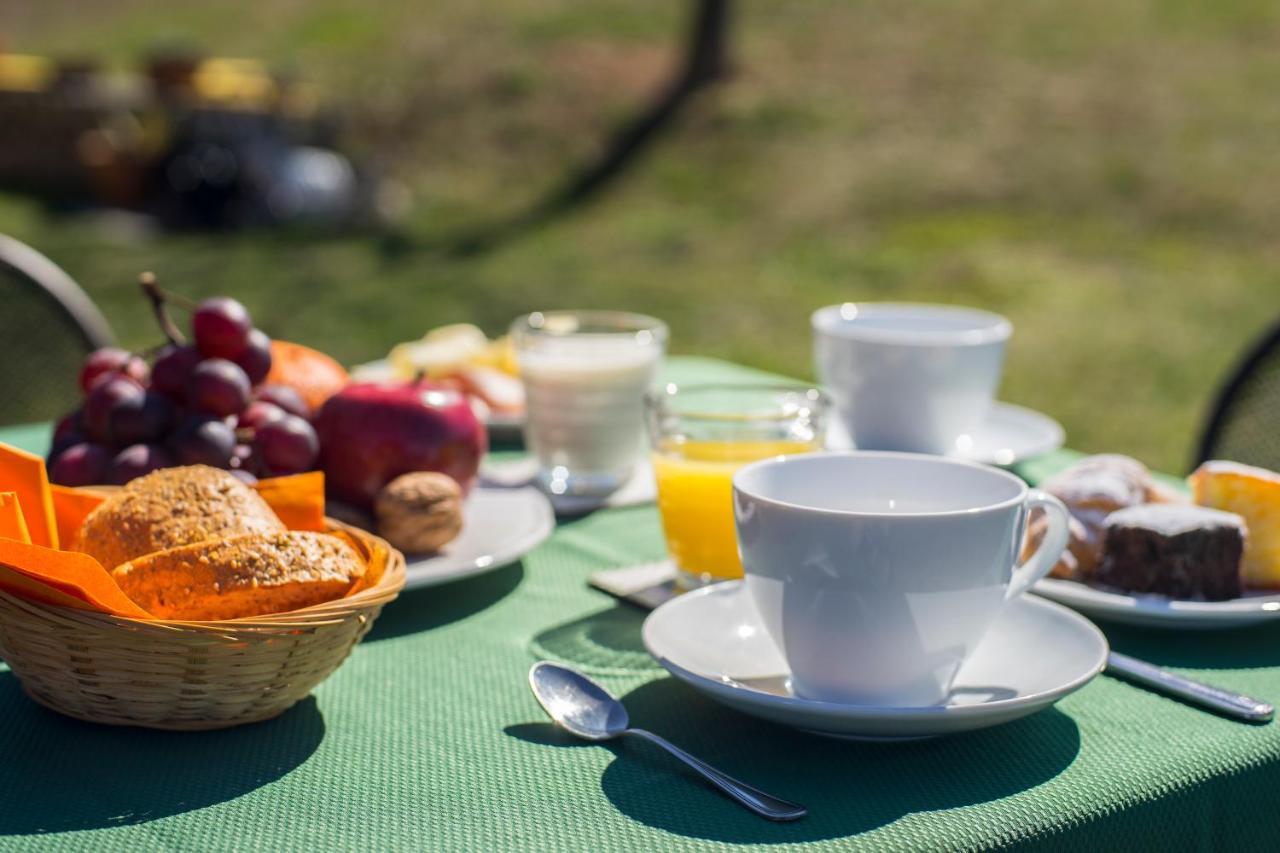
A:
74;465;286;570
112;531;366;619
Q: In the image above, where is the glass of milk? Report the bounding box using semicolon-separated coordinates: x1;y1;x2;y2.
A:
512;310;668;497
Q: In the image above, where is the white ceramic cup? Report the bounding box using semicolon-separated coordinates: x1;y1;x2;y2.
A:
732;451;1069;707
812;303;1012;455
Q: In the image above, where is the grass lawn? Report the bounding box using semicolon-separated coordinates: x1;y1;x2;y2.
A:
3;0;1278;473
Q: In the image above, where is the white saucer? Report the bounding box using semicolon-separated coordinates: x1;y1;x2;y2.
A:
642;581;1106;740
479;456;657;516
1034;578;1280;630
825;401;1064;466
401;486;554;590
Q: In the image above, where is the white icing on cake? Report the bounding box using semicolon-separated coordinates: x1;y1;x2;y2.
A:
1105;503;1245;537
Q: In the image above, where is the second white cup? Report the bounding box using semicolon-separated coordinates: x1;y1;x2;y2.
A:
812;302;1011;455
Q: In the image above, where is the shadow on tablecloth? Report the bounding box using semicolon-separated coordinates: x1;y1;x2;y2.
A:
0;672;325;836
528;604;662;676
364;560;526;643
507;676;1080;844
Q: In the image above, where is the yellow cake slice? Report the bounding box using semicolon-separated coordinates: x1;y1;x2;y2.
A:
1190;461;1280;588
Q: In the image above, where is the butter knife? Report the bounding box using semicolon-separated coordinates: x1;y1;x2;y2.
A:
1105;651;1274;723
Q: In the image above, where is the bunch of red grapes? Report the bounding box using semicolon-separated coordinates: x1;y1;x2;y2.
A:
49;297;321;487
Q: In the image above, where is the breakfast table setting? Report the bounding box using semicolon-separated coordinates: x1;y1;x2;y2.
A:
1;293;1280;851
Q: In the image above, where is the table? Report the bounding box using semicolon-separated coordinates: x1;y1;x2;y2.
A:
1;356;1277;851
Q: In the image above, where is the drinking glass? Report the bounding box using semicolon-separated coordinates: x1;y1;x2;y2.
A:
646;383;829;589
512;310;667;497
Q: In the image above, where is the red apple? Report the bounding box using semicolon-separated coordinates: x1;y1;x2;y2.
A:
314;380;487;508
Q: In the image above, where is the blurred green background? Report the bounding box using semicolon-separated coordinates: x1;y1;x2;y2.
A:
3;0;1278;473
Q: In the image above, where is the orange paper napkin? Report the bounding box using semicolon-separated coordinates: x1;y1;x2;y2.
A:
0;536;152;618
0;491;31;545
0;443;58;548
50;484;108;548
254;471;327;531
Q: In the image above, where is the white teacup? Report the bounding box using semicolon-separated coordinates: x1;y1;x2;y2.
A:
732;451;1068;707
812;303;1012;455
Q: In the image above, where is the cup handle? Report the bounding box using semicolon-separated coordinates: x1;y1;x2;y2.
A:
1007;489;1070;600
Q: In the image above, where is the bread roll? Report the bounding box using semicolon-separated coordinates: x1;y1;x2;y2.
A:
112;531;366;619
74;465;285;569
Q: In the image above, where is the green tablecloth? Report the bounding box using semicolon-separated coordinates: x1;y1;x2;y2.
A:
1;356;1277;851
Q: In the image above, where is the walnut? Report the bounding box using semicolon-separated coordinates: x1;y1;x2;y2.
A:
375;472;464;553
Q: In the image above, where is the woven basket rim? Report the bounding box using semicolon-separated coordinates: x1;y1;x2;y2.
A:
0;518;405;632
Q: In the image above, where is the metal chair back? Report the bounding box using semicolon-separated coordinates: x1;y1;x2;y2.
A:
1194;317;1280;472
0;235;115;426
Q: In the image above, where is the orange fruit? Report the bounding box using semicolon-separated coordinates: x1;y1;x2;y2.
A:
266;340;349;411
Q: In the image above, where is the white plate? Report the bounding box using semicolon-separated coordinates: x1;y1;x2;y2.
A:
825;401;1065;466
401;486;554;590
1034;578;1280;630
479;456;657;516
642;581;1106;740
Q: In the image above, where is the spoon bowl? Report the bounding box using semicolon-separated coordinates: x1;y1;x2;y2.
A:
529;660;629;740
527;661;807;822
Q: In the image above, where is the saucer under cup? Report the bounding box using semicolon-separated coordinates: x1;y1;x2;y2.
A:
642;581;1107;740
812;303;1012;456
732;451;1069;707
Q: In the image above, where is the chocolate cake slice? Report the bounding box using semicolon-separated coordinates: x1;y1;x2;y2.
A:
1095;504;1246;601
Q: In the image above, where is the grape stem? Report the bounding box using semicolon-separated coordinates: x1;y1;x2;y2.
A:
140;271;189;346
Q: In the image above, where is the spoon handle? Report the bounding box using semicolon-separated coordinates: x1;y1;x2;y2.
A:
1106;652;1274;723
623;728;807;822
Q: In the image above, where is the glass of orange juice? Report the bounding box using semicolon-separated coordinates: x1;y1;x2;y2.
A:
646;383;829;588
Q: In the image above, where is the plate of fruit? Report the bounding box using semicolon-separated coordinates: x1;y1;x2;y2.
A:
351;324;525;442
46;274;553;591
1029;454;1280;629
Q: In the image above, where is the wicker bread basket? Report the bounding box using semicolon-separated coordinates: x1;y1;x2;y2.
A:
0;520;405;730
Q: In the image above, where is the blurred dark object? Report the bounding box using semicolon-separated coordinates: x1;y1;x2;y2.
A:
451;0;733;253
0;234;114;425
539;0;731;213
1194;316;1280;472
0;51;396;231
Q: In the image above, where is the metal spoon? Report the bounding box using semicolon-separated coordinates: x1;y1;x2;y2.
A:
528;661;808;822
